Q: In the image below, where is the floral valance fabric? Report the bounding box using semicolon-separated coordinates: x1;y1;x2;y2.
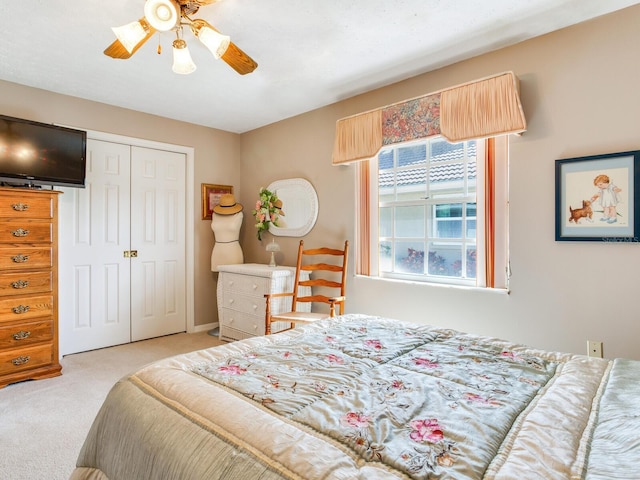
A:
332;71;526;165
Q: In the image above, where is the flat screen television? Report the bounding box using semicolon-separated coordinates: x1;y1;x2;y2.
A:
0;114;87;188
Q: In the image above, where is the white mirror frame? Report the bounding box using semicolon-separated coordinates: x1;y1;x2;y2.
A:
268;178;318;237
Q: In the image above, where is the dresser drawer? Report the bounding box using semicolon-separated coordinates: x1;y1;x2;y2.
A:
0;295;53;324
0;343;53;376
220;273;270;296
0;247;52;270
219;309;291;340
0;320;53;350
0;271;52;297
220;291;268;316
0;221;52;244
0;195;53;219
219;309;264;337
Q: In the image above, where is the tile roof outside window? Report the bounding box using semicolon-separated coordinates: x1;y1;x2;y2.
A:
379;140;476;189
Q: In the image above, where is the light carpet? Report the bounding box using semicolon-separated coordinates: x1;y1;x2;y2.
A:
0;331;225;480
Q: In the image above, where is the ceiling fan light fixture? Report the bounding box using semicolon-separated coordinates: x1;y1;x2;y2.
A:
198;26;230;59
172;39;197;74
112;21;148;53
144;0;180;32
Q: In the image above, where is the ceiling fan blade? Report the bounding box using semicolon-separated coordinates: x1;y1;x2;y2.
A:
222;42;258;75
183;0;220;5
104;39;135;59
103;19;156;59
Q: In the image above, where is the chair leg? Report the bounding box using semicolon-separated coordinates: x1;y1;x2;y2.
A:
265;299;272;335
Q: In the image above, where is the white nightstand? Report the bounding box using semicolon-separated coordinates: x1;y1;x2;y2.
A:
216;263;310;341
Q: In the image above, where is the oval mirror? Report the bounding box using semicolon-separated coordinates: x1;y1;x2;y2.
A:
267;178;318;237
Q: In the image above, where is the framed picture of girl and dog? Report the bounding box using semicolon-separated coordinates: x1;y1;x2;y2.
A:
555;150;640;241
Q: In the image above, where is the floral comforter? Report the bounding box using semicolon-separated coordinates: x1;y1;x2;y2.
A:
72;314;640;480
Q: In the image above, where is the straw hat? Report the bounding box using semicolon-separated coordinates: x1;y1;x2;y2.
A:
273;198;285;215
213;193;243;215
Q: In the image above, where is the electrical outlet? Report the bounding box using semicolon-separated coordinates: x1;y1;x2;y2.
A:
587;341;603;358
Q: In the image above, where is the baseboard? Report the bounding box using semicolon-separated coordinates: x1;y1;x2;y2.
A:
193;322;219;333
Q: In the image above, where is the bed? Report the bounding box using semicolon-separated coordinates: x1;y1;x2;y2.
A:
71;313;640;480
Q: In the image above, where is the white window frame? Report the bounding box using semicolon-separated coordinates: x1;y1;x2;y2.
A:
367;136;508;289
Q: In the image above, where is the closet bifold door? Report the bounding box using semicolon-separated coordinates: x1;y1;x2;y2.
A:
58;139;132;354
129;146;186;342
58;139;188;355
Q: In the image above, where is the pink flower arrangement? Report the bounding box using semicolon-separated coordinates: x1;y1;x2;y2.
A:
251;187;283;240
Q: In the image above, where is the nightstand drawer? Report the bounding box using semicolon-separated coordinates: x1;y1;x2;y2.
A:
220;291;267;316
220;273;270;297
0;295;53;324
219;309;291;340
0;195;52;219
0;343;53;376
0;247;52;270
0;320;53;349
219;309;264;336
0;221;52;244
0;271;53;297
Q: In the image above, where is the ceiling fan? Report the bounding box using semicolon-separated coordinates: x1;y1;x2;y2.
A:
104;0;257;75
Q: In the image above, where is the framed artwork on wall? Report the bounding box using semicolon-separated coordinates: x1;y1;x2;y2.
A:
201;183;233;220
555;150;640;242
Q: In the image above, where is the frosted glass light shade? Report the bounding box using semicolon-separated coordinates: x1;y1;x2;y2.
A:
172;39;196;74
198;26;230;59
144;0;180;32
112;21;147;53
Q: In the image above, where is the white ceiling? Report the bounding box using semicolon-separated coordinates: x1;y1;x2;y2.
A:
1;0;638;133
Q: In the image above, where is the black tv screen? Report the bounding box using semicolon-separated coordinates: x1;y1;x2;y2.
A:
0;114;87;188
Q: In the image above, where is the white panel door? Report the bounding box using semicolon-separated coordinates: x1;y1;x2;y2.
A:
129;146;186;341
58;139;132;354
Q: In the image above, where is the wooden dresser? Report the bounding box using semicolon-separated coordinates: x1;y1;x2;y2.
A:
0;187;61;388
217;263;310;341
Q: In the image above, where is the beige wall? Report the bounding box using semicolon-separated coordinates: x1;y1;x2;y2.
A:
0;80;241;329
239;5;640;360
3;4;639;359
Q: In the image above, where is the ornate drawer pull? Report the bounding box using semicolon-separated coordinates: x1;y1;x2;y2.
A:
12;355;30;366
12;330;31;340
11;254;30;263
11;280;29;289
12;305;30;314
11;203;29;212
11;228;30;237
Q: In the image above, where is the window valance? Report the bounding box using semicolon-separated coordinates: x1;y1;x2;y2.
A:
332;71;526;165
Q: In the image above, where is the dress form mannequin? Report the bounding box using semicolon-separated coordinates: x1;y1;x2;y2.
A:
211;193;244;272
211;212;244;271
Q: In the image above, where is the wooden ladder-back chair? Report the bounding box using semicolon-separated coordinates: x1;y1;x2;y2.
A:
265;240;349;335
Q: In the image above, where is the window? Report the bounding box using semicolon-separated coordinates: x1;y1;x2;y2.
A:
358;136;508;289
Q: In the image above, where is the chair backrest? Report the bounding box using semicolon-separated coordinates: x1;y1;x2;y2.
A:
291;240;349;315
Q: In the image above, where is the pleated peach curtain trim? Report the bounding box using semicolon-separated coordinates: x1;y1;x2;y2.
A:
440;74;526;142
332;72;526;165
332;110;383;164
